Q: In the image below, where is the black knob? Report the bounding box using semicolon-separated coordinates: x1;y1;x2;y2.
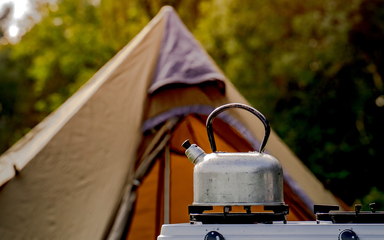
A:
205;231;225;240
370;203;377;213
355;204;361;214
339;229;359;240
182;139;191;149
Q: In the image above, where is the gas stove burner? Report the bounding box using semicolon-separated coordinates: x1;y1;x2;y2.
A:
315;203;384;223
189;205;289;224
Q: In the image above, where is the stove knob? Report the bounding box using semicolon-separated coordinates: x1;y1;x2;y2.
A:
339;229;359;240
205;231;225;240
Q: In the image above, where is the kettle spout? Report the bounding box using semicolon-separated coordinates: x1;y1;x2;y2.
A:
182;139;206;165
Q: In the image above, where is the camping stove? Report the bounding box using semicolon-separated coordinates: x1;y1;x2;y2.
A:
157;203;384;239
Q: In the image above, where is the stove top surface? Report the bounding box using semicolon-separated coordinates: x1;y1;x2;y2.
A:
158;222;384;240
158;203;384;239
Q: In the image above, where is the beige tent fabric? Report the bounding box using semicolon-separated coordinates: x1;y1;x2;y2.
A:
144;83;228;121
0;8;165;240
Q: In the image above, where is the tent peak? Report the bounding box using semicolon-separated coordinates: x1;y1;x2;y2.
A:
160;5;175;13
149;5;226;94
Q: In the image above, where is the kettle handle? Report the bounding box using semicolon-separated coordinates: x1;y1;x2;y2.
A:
206;103;270;153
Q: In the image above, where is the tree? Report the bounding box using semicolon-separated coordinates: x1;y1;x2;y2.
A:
195;0;384;205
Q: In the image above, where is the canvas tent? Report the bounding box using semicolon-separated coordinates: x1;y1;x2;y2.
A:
0;6;346;240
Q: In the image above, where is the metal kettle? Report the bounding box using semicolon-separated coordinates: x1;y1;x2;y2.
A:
182;103;284;206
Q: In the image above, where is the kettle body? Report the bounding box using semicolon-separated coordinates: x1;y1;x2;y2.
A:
183;103;284;206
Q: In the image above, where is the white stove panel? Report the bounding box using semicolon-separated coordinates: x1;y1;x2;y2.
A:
158;222;384;240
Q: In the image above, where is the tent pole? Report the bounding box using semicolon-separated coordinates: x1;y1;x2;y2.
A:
164;144;170;224
104;118;180;240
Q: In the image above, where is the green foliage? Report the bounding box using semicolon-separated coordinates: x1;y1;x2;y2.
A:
355;187;384;211
195;0;384;204
11;0;150;115
0;46;36;153
1;0;384;206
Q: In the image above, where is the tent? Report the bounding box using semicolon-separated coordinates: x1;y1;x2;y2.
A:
0;6;347;240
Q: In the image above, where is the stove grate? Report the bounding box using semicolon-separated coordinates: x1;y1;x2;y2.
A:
189;205;289;224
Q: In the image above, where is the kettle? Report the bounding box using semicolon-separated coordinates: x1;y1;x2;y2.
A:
182;103;284;206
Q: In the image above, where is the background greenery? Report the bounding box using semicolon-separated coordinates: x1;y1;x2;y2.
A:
1;0;383;209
